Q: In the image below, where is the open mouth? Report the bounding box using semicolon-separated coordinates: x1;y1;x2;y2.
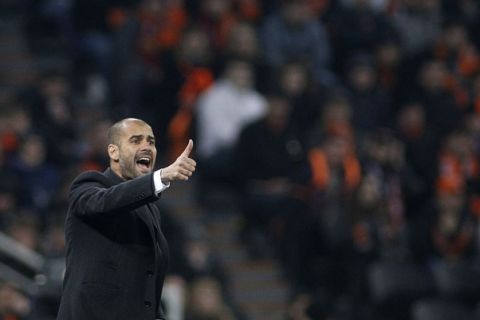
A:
135;156;152;172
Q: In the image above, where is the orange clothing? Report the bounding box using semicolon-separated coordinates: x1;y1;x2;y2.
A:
436;152;479;195
308;148;361;191
167;67;214;161
137;5;188;64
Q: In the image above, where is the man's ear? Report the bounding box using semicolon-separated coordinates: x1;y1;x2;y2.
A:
108;144;119;162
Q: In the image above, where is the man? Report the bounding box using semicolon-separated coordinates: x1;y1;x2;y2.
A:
56;118;196;320
195;59;266;190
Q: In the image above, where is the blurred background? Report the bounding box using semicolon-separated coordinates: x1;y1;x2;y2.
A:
1;0;480;319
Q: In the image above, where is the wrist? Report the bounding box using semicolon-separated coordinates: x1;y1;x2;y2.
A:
153;169;171;195
159;168;169;183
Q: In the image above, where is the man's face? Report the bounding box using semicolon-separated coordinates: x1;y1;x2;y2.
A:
114;122;157;180
226;61;253;90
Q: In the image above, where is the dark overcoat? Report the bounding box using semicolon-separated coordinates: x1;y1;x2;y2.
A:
56;168;169;320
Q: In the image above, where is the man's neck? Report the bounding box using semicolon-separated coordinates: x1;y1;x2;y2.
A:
110;163;126;180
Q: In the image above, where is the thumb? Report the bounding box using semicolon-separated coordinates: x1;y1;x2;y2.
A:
181;139;193;157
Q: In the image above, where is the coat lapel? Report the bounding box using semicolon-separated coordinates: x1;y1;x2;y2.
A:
103;168;158;242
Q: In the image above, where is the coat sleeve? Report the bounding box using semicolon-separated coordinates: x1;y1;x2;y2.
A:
69;171;158;218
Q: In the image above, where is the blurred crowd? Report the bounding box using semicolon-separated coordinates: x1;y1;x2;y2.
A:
1;0;480;319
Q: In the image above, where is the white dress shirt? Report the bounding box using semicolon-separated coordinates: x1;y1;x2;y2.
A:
153;169;170;196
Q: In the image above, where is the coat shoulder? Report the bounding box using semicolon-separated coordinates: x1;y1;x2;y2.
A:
71;170;110;189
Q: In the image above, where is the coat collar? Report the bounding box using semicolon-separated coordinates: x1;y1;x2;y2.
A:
104;167;125;186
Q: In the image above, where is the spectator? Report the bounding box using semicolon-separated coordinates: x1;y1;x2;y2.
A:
411;60;462;137
347;130;412;306
275;62;324;144
0;282;31;320
309;95;354;144
359;129;407;232
195;0;261;51
41;218;66;257
22;70;77;167
441;0;480;47
392;0;442;56
433;20;480;109
234;95;309;258
10;135;59;221
77;118;111;171
295;133;361;293
345;54;392;135
222;22;260;64
412;191;477;262
308;133;361;248
332;0;396;61
136;0;188;69
353;131;410;262
114;0;189;121
71;0;119;77
197;0;237;51
6;215;41;252
136;26;214;156
195;59;266;185
436;130;479;197
261;0;332;84
0;101;33;157
395;102;439;212
435;20;479;79
185;276;236;320
179;236;227;286
218;22;269;92
374;38;404;100
286;291;334;320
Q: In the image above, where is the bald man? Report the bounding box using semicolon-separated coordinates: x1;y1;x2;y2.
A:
57;118;196;320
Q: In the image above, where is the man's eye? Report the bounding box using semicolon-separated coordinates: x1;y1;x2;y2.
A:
132;139;140;144
149;141;155;145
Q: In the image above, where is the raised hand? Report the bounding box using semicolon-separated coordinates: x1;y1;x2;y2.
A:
160;139;196;182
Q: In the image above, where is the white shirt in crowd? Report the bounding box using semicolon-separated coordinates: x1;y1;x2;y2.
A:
196;79;267;158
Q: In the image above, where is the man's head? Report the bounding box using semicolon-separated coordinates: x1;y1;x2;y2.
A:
223;59;253;90
107;118;157;180
265;95;292;133
282;0;310;26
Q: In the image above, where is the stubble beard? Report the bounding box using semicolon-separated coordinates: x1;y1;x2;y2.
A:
118;156;138;180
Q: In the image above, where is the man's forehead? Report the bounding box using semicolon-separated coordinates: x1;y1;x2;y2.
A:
114;121;154;140
120;121;154;137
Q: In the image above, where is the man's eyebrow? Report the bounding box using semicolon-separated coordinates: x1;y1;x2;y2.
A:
128;134;155;141
129;135;143;140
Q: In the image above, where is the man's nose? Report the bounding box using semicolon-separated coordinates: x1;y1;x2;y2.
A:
140;141;153;150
